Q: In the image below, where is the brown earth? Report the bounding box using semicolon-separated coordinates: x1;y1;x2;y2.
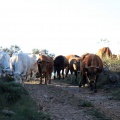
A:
25;79;120;120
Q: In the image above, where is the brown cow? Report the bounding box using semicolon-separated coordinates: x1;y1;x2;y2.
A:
37;54;54;84
79;54;103;93
65;54;81;82
97;47;112;59
80;53;90;60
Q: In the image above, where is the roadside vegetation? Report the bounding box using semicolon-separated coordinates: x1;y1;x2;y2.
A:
0;76;50;120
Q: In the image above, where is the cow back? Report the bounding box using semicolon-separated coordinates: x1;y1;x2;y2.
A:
54;55;65;68
97;47;112;59
65;54;80;63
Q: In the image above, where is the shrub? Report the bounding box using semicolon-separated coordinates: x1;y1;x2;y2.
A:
109;89;120;101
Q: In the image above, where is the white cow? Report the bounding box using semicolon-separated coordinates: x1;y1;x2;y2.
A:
27;54;39;81
10;52;31;86
0;51;12;77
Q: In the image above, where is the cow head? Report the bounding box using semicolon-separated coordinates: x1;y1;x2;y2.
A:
0;52;12;77
84;66;99;92
37;59;50;72
84;66;99;82
0;63;13;77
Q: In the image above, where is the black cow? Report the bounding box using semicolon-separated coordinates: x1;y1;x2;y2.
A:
54;55;69;79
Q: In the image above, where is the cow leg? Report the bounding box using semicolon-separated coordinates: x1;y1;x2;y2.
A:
27;74;30;82
74;70;77;82
40;73;42;84
32;71;37;80
62;69;64;79
48;73;51;84
65;67;69;77
79;73;83;87
94;75;99;93
94;81;97;93
54;68;56;79
89;81;94;91
45;73;47;84
57;69;61;79
80;74;87;87
70;71;73;83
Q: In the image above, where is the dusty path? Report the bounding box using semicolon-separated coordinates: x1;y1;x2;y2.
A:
25;80;120;120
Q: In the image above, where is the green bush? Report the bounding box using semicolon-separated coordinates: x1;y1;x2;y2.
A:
0;81;51;120
0;76;14;82
78;100;93;107
0;82;28;104
109;89;120;101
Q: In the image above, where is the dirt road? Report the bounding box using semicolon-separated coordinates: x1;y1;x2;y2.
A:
25;79;120;120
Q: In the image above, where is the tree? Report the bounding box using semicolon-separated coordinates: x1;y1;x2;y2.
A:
2;48;11;53
32;49;40;54
32;48;55;58
49;53;55;58
39;49;48;55
0;46;3;51
10;45;21;54
0;45;21;56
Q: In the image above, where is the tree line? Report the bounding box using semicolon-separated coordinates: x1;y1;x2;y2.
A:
0;45;55;58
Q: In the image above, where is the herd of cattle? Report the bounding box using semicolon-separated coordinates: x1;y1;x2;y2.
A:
0;47;119;93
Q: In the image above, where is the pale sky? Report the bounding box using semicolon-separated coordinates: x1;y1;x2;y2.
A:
0;0;120;56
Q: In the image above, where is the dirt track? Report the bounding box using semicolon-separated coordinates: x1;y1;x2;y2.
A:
25;79;120;120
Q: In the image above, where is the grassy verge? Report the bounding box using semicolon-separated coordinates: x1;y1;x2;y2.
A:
0;77;50;120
